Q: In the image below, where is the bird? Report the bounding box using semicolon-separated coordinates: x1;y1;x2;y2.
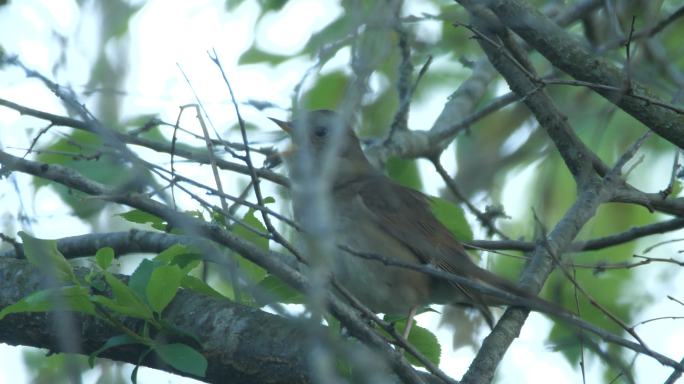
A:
270;109;531;334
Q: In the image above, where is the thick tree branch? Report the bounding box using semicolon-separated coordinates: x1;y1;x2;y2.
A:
485;0;684;149
0;258;310;384
458;2;599;182
367;0;605;162
612;187;684;217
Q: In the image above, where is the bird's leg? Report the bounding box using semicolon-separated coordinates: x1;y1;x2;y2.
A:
402;306;418;340
393;307;418;356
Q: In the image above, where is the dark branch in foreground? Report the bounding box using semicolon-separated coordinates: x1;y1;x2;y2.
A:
0;258;310;384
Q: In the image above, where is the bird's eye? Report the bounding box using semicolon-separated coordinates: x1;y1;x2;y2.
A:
313;125;328;138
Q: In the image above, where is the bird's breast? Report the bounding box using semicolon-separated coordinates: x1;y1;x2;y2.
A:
325;195;432;315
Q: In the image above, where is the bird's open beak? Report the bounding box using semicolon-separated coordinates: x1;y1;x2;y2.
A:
268;117;293;134
269;117;297;158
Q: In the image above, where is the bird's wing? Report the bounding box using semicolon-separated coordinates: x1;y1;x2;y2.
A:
354;177;481;275
352;176;498;326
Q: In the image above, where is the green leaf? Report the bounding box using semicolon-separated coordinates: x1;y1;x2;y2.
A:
155;244;190;264
90;295;147;319
35;130;140;218
21;352;89;383
259;0;288;12
234;209;268;250
146;265;184;314
101;272;153;319
0;286;96;320
547;323;607;368
131;348;153;384
395;321;441;367
86;270;107;292
383;307;436;323
225;0;247;10
263;196;276;204
129;259;157;299
254;275;302;305
386;157;423;191
672;179;682;197
238;46;291;65
300;71;349;110
154;343;207;377
181;275;226;299
19;231;76;282
89;334;139;367
428;197;473;241
232;209;269;283
120;114;160;131
95;247;115;270
154;244;202;271
118;209;167;231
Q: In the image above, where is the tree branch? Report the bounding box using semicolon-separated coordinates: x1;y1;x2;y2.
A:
486;0;684;149
0;258;311;384
0;97;289;187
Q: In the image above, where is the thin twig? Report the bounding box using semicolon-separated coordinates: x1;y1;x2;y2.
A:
598;4;684;52
659;151;680;198
573;267;587;384
208;50;302;261
623;16;637;92
532;211;649;348
668;296;684;307
431;157;510;239
0;97;290;187
331;281;458;384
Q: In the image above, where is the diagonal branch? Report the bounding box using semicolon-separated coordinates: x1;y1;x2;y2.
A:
0;97;289;187
485;0;684;149
453;2;633;382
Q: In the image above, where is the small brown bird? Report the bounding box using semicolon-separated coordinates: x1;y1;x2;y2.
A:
271;109;527;331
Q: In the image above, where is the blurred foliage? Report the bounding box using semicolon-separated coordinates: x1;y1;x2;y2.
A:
227;0;288;12
35;130;155;218
301;71;350;110
22;351;91;384
386;156;423;190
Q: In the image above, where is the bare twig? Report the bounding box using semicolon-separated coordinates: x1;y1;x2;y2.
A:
533;211;648;348
598;4;684;52
623;16;637;92
0;97;290;187
668;296;684;307
659;151;681;198
431;157;510;239
642;240;684;256
208;49;302;262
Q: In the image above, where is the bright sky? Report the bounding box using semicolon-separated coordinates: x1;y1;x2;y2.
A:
0;1;683;383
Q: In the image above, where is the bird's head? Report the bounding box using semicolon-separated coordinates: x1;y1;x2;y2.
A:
270;109;374;185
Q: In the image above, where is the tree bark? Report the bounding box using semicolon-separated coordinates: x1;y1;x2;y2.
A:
0;258;311;384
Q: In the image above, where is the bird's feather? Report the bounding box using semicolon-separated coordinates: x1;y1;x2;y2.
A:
339;175;500;327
